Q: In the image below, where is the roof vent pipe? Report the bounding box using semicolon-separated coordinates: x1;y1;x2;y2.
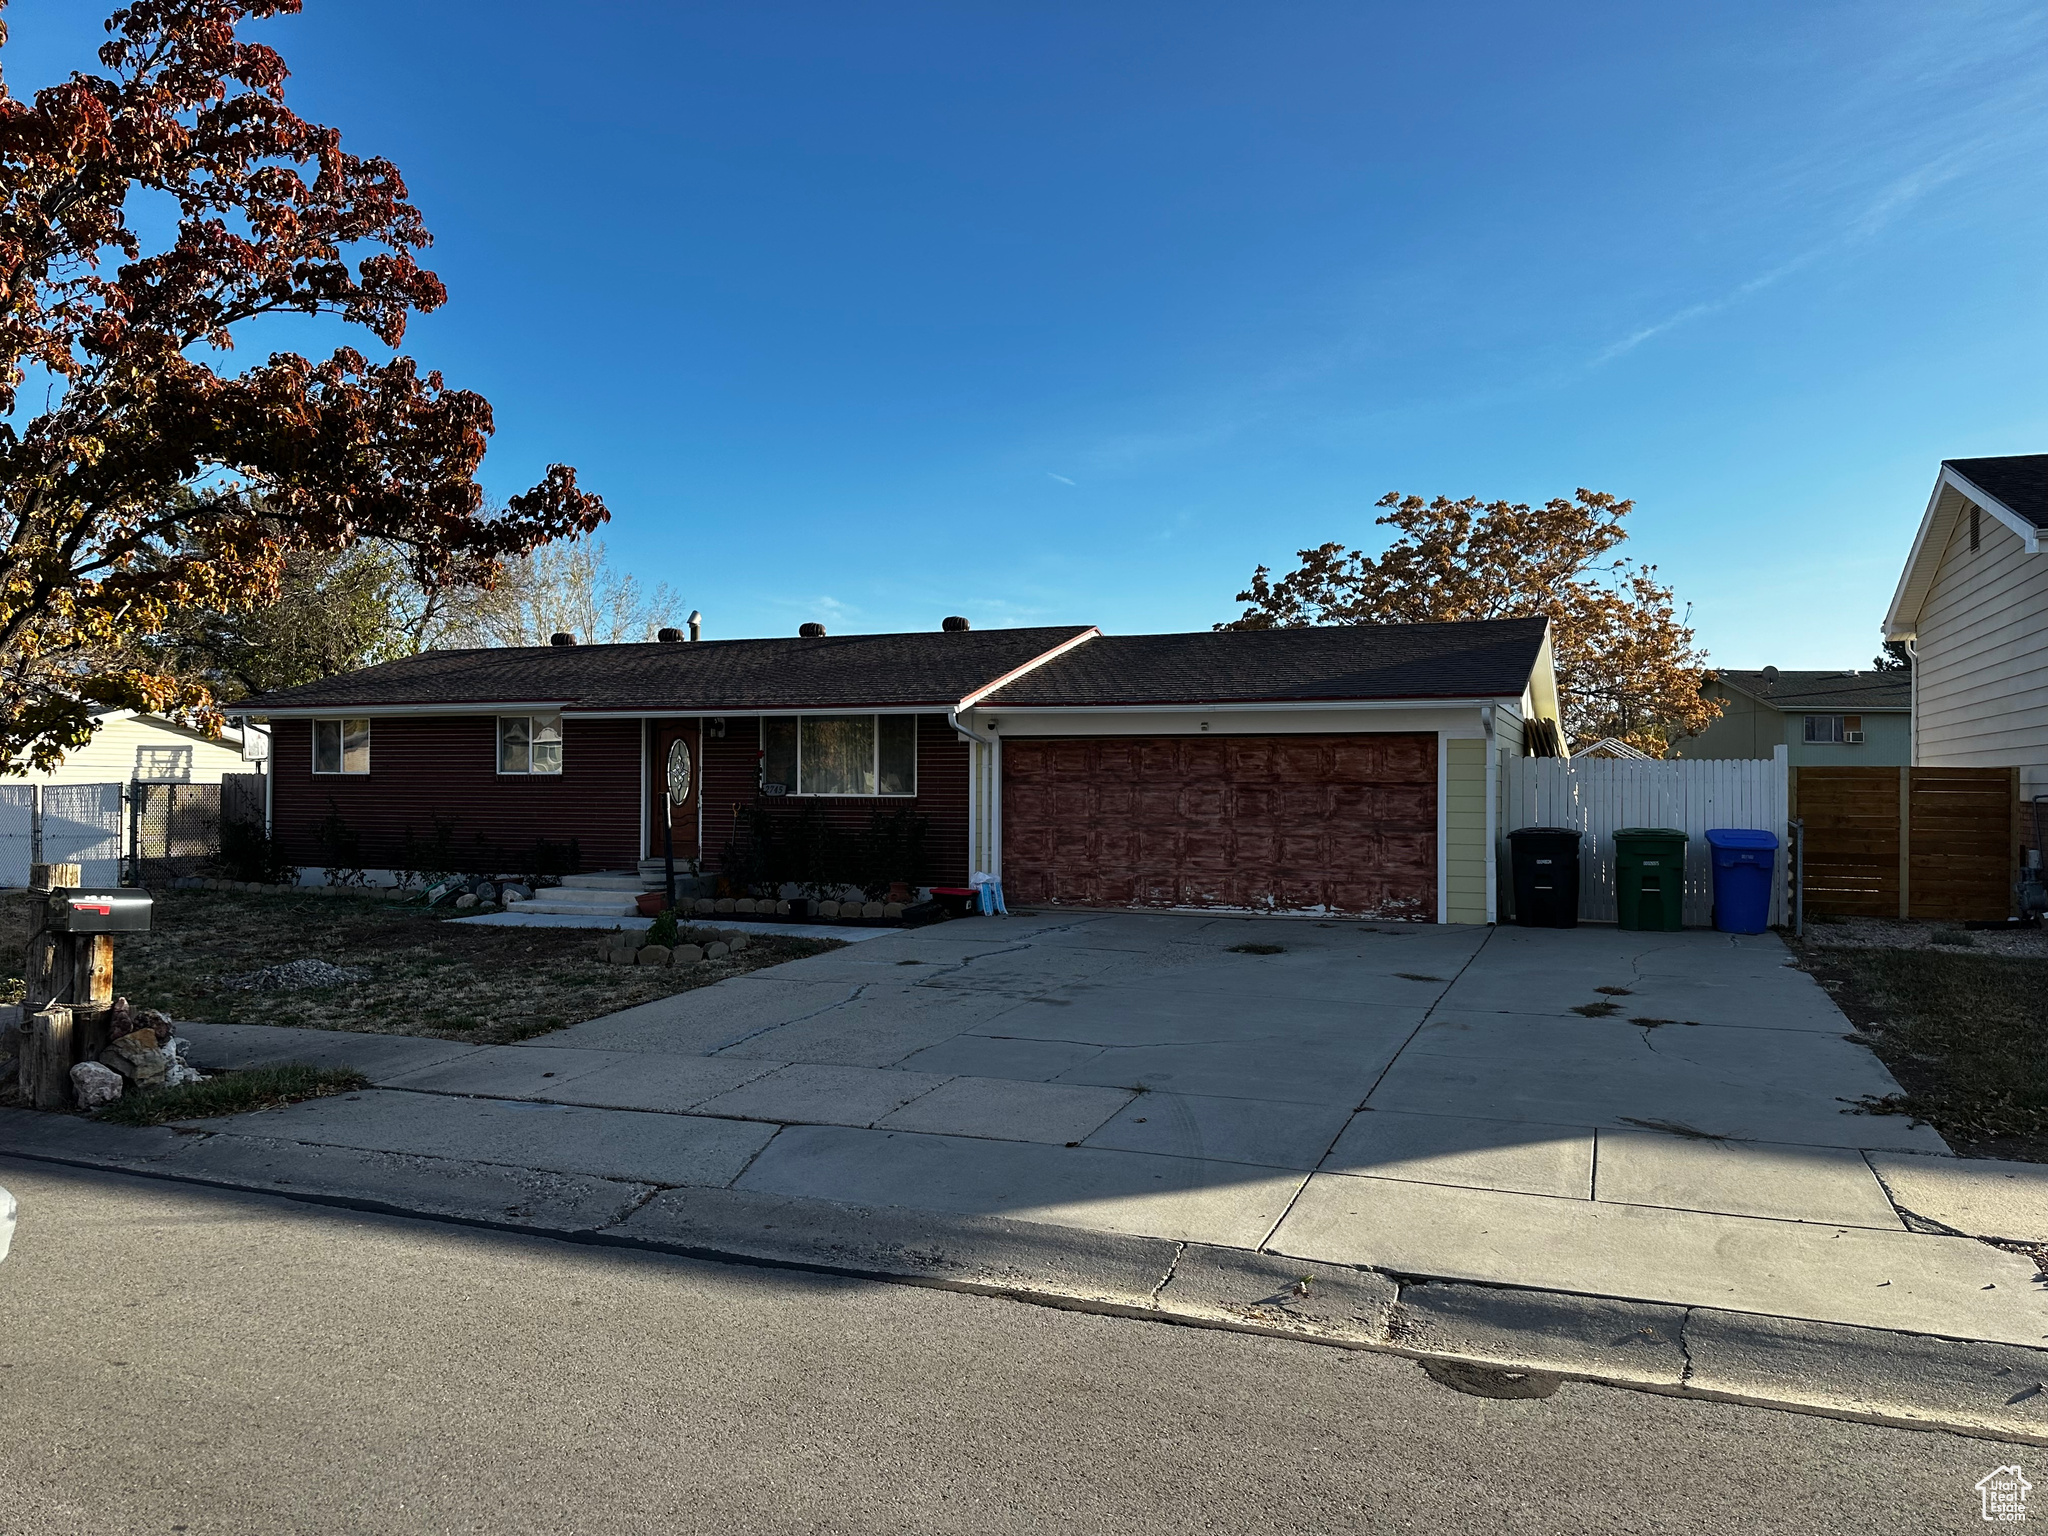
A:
550;632;576;647
687;610;702;642
799;622;827;638
656;627;683;643
942;616;971;632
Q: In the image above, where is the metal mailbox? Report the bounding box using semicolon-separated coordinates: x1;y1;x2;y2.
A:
42;887;153;934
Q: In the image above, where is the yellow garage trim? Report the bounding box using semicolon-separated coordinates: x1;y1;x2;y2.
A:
1445;737;1489;924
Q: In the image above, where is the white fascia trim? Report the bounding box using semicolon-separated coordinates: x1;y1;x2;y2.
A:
1949;464;2044;552
976;696;1512;717
1885;464;2043;640
954;627;1102;710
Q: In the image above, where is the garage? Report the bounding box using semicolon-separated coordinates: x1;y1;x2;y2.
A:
1000;733;1438;916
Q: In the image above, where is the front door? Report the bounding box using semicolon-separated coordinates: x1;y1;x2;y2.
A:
648;719;702;866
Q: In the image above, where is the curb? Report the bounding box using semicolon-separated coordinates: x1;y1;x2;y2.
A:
3;1113;2045;1445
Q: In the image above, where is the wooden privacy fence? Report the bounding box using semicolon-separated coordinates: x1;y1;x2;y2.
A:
1501;750;1789;926
1791;766;2017;921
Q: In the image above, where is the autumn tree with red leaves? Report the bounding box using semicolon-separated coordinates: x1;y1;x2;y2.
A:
0;0;608;770
1220;490;1719;755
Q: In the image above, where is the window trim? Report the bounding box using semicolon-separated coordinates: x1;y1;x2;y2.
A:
758;713;918;799
311;717;371;775
1804;714;1864;745
497;713;564;776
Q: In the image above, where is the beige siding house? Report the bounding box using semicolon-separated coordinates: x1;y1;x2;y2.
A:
1885;454;2048;798
13;711;255;787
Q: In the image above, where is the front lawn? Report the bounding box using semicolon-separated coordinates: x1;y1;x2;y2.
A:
1795;938;2048;1161
3;888;841;1046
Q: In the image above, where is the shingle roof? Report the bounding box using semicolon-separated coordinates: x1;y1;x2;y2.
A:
1946;455;2048;530
1711;669;1911;712
979;619;1550;707
237;626;1096;713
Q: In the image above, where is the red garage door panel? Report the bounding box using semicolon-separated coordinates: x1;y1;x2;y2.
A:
1002;734;1438;919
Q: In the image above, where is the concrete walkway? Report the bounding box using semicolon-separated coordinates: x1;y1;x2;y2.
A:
13;910;2048;1353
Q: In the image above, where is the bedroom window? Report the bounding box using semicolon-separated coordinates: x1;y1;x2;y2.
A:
312;718;370;774
1804;714;1863;744
759;715;917;797
499;714;563;775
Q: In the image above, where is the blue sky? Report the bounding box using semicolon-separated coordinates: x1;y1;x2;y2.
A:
11;0;2047;664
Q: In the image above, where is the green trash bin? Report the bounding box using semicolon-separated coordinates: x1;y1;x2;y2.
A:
1613;827;1688;931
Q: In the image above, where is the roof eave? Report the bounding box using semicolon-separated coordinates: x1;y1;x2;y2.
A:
1887;463;2044;640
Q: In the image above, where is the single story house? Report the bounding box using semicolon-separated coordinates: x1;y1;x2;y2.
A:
1884;453;2048;799
232;616;1563;924
1671;669;1910;765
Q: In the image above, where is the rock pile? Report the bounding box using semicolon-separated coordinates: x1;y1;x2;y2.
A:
221;958;369;992
71;999;208;1107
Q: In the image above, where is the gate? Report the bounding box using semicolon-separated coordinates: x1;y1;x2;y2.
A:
1792;766;2017;921
0;784;31;887
40;782;125;885
1502;749;1790;926
130;781;222;885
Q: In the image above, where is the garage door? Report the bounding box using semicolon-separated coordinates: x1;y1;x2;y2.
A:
1002;734;1438;918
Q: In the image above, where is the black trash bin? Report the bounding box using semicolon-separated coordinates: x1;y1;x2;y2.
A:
1508;827;1583;928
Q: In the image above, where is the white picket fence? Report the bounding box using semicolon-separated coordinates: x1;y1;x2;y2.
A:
1500;748;1789;926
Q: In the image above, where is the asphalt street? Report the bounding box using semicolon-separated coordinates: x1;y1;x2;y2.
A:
0;1157;2016;1534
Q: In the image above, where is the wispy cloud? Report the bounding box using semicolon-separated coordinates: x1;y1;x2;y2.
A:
1593;253;1820;364
1046;472;1076;486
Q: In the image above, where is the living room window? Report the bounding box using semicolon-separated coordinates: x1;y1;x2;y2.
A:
312;718;370;774
759;715;917;797
498;714;563;775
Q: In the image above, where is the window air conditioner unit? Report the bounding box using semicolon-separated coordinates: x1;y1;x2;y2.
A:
1844;730;1864;743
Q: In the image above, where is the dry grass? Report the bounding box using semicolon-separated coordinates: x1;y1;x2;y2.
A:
8;888;842;1045
1797;940;2048;1161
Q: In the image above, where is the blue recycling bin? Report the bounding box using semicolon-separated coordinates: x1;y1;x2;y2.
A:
1705;828;1778;934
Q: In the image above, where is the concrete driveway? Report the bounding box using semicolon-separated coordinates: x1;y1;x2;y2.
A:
132;910;2048;1345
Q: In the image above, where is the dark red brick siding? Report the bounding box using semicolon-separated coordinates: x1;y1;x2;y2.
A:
271;716;642;873
699;714;970;888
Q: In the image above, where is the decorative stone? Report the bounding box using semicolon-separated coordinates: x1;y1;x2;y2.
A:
672;944;704;964
694;898;716;914
637;945;672;967
776;900;792;915
735;898;756;914
71;1060;123;1110
728;933;750;954
706;941;729;959
161;1038;206;1088
883;902;904;919
863;902;886;919
453;892;476;909
818;901;840;918
100;1028;170;1087
715;898;735;913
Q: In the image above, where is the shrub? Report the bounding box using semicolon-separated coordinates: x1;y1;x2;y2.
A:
218;816;298;885
315;799;367;888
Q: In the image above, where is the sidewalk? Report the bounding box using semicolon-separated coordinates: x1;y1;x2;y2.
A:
6;910;2047;1438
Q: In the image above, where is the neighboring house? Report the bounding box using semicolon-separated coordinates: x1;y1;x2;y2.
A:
1573;737;1650;760
0;712;263;888
1672;670;1911;765
12;710;255;786
1885;453;2048;799
231;617;1565;924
